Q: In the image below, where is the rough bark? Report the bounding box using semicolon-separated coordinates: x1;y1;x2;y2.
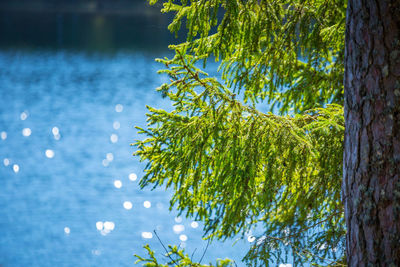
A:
343;0;400;266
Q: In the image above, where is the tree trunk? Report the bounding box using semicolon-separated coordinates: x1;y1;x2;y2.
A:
343;0;400;265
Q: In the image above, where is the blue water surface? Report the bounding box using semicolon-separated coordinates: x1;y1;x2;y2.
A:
0;50;250;266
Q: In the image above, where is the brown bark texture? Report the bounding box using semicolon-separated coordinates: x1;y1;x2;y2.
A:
343;0;400;266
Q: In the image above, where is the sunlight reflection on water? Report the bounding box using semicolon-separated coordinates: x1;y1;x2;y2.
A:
45;149;55;158
129;173;137;181
12;164;19;173
113;121;120;130
0;50;248;266
114;180;122;189
64;227;71;235
20;111;28;120
143;200;151;208
123;201;132;210
141;232;153;239
22;127;32;137
110;133;118;143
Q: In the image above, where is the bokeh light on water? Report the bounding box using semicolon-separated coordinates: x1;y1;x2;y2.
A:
0;50;249;266
0;4;253;265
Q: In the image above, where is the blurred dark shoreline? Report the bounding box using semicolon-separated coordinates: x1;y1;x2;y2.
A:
0;0;185;52
0;0;162;16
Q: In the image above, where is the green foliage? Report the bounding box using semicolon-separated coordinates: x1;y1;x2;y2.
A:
135;244;234;267
134;0;347;266
156;0;346;113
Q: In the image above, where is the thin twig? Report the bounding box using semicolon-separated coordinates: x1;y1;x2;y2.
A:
260;234;345;266
153;230;178;266
199;239;210;264
284;210;343;239
176;243;182;263
190;248;197;262
189;248;198;267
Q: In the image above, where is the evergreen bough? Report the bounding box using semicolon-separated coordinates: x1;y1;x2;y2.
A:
134;0;347;265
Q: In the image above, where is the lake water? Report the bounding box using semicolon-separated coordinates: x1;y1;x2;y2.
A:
0;12;249;267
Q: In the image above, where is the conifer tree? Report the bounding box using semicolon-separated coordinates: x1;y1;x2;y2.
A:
343;0;400;266
134;0;400;265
